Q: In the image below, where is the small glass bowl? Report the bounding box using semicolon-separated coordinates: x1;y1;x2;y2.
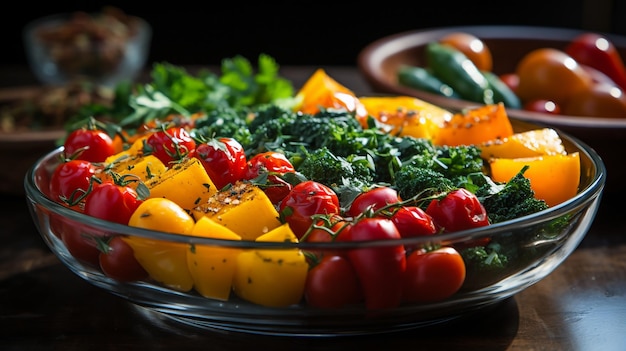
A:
23;9;151;87
24;120;605;336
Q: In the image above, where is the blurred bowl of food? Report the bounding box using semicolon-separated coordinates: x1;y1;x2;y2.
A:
358;25;626;194
23;7;151;87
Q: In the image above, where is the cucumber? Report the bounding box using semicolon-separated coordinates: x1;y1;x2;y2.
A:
482;71;522;109
397;65;461;99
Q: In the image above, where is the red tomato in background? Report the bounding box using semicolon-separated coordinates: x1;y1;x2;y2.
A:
244;151;296;204
523;99;562;115
83;181;144;224
195;137;247;190
304;255;362;309
279;181;340;239
49;159;97;209
145;126;196;165
426;188;489;233
344;217;406;310
439;32;493;71
498;73;519;93
99;236;148;282
562;83;626;118
565;33;626;91
390;206;437;239
63;128;116;163
347;186;401;217
402;247;466;303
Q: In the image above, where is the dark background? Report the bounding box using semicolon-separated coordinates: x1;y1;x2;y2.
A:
3;0;626;67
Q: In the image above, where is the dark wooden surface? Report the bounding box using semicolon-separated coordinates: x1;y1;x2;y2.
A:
1;65;625;351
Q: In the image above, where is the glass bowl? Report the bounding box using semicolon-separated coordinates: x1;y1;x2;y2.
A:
24;119;605;336
23;8;151;87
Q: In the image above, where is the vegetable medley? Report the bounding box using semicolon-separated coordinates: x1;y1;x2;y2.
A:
46;55;580;310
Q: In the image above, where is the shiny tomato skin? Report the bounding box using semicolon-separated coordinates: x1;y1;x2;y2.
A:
439;32;493;71
302;214;346;260
515;48;593;106
523;99;562;115
195;137;247;190
390;206;437;239
83;181;143;224
402;247;466;303
244;151;296;204
347;186;401;217
63;128;116;163
565;33;626;90
345;217;406;310
279;181;340;239
60;222;104;266
562;83;626;118
498;73;519;93
146;127;196;165
99;236;148;282
304;255;362;309
48;159;97;209
425;188;489;233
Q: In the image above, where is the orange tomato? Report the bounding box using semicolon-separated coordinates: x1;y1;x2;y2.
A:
515;48;593;107
562;83;626;118
439;32;493;72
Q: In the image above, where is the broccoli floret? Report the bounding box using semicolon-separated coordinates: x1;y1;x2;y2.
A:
432;144;485;179
475;165;549;224
297;147;373;190
459;242;511;290
394;165;454;201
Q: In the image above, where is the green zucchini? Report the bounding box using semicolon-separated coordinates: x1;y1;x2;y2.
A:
397;65;461;98
482;71;522;109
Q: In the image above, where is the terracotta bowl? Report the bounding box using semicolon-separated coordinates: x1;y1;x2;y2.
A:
358;25;626;194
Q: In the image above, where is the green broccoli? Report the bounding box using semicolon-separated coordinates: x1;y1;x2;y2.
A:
296;147;373;190
459;242;511;290
393;165;454;201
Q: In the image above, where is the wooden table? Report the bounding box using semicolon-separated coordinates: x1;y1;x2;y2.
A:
1;65;625;350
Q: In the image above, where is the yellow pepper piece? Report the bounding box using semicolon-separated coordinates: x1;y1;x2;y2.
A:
147;158;218;212
431;103;514;146
480;128;566;159
104;154;167;187
126;198;195;291
359;95;453;140
187;217;242;301
191;181;282;241
489;152;580;207
232;224;308;307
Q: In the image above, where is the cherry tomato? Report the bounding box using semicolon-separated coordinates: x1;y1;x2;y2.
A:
439;32;493;71
515;48;593;106
562;83;626;118
99;236;148;282
245;151;296;204
63;128;116;163
279;180;340;239
83;181;144;224
565;33;626;91
390;206;437;239
425;188;489;233
304;255;362;309
60;222;104;266
343;217;406;310
195;137;247;190
347;186;401;218
145;126;196;165
49;159;97;209
523;99;562;115
302;214;346;260
402;247;466;303
498;73;519;93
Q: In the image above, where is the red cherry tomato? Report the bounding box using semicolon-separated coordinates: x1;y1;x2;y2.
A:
83;181;144;224
279;180;340;239
390;206;437;239
425;188;489;233
244;151;296;204
60;222;104;266
347;186;401;217
63;128;116;163
304;255;362;309
523;99;562;115
302;214;346;260
562;83;626;118
498;73;519;93
99;236;148;282
49;159;97;209
565;33;626;91
145;126;196;165
343;217;406;310
402;247;466;303
195;137;247;190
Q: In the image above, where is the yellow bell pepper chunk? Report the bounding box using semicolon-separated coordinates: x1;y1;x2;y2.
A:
431;103;514;146
103;154;166;187
232;224;308;307
187;217;242;301
125;198;195;292
489;152;580;207
191;181;282;241
480;128;566;159
147;158;218;212
359;95;453;140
